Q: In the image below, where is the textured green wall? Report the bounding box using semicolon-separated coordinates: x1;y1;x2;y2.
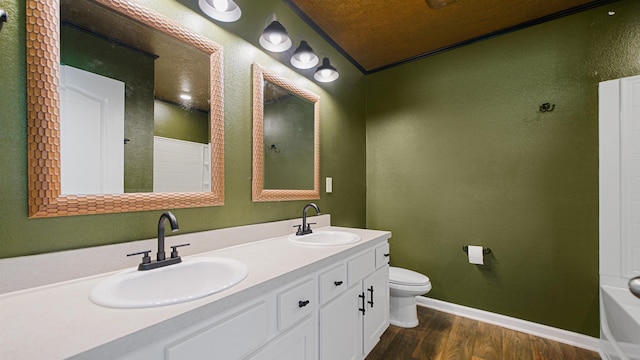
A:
154;100;209;144
263;95;315;190
0;0;366;258
366;0;640;337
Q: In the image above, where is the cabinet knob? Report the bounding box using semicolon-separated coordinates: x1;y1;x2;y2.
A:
298;300;310;308
334;280;343;286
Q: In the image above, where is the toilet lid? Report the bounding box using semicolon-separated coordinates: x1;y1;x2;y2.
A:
389;267;430;286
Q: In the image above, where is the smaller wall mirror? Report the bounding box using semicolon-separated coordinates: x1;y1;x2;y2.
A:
252;63;320;202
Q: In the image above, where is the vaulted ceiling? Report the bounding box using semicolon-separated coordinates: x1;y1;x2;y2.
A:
285;0;616;73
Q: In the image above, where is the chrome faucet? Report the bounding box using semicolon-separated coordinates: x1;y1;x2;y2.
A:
296;203;321;236
127;211;189;271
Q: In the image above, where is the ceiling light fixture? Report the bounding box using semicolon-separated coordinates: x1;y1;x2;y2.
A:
425;0;457;9
259;15;292;53
290;41;319;69
198;0;241;23
314;57;339;83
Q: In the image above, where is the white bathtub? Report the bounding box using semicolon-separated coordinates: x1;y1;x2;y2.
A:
600;285;640;360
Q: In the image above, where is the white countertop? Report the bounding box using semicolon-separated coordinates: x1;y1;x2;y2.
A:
0;226;390;359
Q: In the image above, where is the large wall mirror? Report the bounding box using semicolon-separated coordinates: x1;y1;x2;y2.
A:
252;63;320;202
26;0;224;218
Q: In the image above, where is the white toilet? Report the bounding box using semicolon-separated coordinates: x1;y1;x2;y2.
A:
388;266;432;328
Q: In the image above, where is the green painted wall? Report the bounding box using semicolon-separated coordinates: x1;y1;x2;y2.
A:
0;0;366;258
154;100;210;144
263;95;315;190
366;0;640;337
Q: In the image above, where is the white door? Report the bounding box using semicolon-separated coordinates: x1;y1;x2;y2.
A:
362;266;389;356
59;65;125;195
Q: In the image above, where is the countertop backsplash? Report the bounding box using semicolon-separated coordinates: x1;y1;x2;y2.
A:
0;214;331;294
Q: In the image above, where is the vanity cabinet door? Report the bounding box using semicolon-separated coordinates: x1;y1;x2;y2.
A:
165;301;270;360
247;316;316;360
318;244;390;360
362;265;389;355
318;284;363;360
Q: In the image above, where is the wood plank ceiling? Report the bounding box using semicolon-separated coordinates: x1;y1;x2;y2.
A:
286;0;615;72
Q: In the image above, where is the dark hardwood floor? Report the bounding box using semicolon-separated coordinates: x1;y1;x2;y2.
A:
366;306;601;360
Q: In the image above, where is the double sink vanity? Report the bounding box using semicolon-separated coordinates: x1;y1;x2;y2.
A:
0;215;391;359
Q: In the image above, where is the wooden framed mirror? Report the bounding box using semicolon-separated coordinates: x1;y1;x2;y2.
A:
26;0;224;218
252;63;320;202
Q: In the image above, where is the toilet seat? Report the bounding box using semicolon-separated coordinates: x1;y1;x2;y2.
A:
389;267;430;286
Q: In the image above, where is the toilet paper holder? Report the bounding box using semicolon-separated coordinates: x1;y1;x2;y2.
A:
462;245;491;255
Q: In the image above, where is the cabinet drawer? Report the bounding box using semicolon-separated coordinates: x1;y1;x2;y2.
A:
278;278;316;331
248;316;316;360
348;250;375;286
375;242;390;268
166;301;269;360
319;263;347;305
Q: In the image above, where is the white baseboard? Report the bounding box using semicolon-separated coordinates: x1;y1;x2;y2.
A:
416;296;601;352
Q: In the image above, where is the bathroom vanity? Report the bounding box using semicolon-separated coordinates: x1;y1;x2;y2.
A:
0;218;390;360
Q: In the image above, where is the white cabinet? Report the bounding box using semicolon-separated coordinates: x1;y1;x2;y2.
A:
318;245;390;360
375;242;390;268
319;263;347;304
248;317;316;360
278;278;316;331
121;298;273;360
104;238;388;360
365;242;390;354
166;301;270;360
362;266;389;355
319;285;362;360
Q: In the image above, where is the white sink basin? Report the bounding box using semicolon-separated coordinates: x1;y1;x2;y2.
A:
289;230;361;246
90;257;248;308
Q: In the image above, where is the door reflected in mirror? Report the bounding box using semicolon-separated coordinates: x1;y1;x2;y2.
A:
252;63;320;202
60;0;211;195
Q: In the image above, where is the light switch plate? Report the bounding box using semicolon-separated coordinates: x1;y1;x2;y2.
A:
326;177;333;193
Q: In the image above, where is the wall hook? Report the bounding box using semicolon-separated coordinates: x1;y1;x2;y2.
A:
269;144;280;153
0;9;7;31
539;103;555;112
